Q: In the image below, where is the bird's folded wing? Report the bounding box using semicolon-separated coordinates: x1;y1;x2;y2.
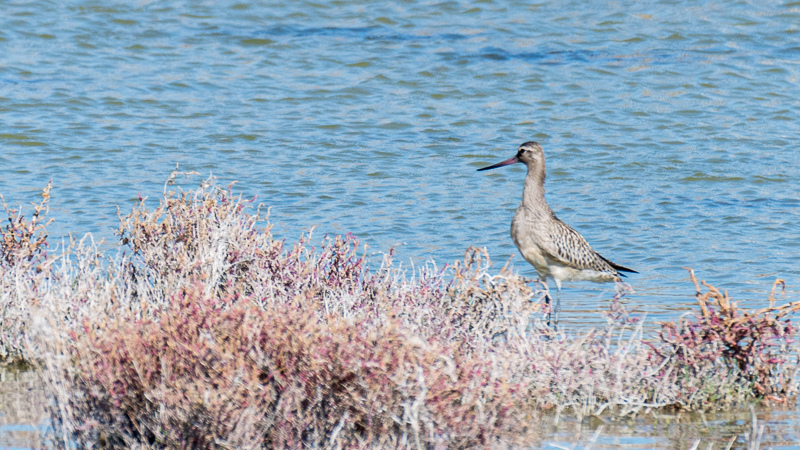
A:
542;220;617;273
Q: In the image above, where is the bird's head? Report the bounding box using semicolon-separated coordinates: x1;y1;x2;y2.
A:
477;141;544;172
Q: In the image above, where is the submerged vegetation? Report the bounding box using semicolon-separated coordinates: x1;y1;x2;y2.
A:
0;177;798;448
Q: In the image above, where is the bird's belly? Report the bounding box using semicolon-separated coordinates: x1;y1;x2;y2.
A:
549;264;616;283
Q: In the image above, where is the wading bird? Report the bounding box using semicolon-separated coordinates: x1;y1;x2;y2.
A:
477;141;636;328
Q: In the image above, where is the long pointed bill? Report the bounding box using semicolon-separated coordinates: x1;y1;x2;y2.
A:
477;155;520;171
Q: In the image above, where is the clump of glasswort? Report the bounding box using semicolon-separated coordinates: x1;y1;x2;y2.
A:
0;182;53;362
0;177;797;448
650;269;799;408
0;181;52;269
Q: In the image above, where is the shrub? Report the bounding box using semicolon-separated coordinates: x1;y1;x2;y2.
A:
0;183;53;363
0;178;794;448
649;269;799;408
0;182;52;269
65;282;537;448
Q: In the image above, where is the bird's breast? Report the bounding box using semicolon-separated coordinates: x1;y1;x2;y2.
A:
510;210;551;278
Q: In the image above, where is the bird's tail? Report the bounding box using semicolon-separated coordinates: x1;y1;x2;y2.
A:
598;254;638;275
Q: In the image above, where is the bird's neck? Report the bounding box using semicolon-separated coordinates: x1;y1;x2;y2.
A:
521;165;550;213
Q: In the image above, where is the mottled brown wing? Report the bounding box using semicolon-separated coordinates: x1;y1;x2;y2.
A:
541;219;618;274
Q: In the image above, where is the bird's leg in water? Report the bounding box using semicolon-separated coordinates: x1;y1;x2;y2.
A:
539;279;554;327
551;280;563;332
553;288;561;332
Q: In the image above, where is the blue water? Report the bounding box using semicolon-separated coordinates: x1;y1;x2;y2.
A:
1;1;799;315
2;0;800;325
1;1;800;445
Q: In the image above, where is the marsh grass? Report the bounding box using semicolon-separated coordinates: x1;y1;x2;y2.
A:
0;178;797;448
